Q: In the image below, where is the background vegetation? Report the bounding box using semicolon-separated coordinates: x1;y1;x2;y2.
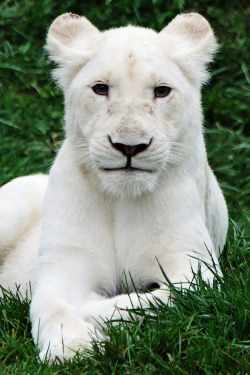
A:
0;0;249;374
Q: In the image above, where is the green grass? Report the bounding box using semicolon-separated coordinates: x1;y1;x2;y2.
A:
0;0;249;373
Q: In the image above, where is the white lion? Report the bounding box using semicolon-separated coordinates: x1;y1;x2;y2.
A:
0;12;228;362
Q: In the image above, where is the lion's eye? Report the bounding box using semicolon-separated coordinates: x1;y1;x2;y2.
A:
154;85;172;98
92;83;109;96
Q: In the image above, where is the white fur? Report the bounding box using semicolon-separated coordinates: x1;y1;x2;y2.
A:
0;13;228;363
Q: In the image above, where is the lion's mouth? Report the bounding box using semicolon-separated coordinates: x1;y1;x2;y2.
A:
101;166;153;172
100;152;153;173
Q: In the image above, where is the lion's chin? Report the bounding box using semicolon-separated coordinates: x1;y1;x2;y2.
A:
96;169;159;199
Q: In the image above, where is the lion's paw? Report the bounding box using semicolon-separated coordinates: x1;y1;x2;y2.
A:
81;297;132;328
39;338;92;364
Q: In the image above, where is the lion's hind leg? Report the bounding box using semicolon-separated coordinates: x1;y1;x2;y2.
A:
0;174;48;296
205;167;228;256
0;174;48;260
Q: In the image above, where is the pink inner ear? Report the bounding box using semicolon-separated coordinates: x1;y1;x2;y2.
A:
184;13;194;17
69;13;81;19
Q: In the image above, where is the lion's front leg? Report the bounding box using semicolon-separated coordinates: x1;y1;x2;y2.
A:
30;253;96;363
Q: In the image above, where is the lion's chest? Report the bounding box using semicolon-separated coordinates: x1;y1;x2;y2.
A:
93;199;165;296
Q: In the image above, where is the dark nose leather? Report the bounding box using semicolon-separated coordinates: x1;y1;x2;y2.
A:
108;136;152;157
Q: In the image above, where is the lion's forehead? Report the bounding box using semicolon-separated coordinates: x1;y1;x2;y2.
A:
90;28;178;81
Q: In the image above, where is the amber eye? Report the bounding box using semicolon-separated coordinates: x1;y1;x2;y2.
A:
92;83;109;96
154;85;172;98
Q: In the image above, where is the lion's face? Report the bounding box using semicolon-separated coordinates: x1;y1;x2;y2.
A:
47;13;217;197
64;28;200;197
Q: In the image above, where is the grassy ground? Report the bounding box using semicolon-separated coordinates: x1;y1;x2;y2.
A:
0;0;249;374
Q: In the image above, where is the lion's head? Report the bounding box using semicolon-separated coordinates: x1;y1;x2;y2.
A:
46;13;217;198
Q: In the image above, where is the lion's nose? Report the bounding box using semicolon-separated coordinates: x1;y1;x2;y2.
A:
108;136;152;157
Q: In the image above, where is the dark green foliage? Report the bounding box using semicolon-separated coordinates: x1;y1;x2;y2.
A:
0;0;249;373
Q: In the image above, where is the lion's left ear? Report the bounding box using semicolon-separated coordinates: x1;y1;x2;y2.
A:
160;13;218;86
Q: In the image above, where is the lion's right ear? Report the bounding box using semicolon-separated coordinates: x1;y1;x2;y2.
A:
46;13;100;88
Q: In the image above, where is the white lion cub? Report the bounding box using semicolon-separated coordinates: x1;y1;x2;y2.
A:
0;13;228;362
